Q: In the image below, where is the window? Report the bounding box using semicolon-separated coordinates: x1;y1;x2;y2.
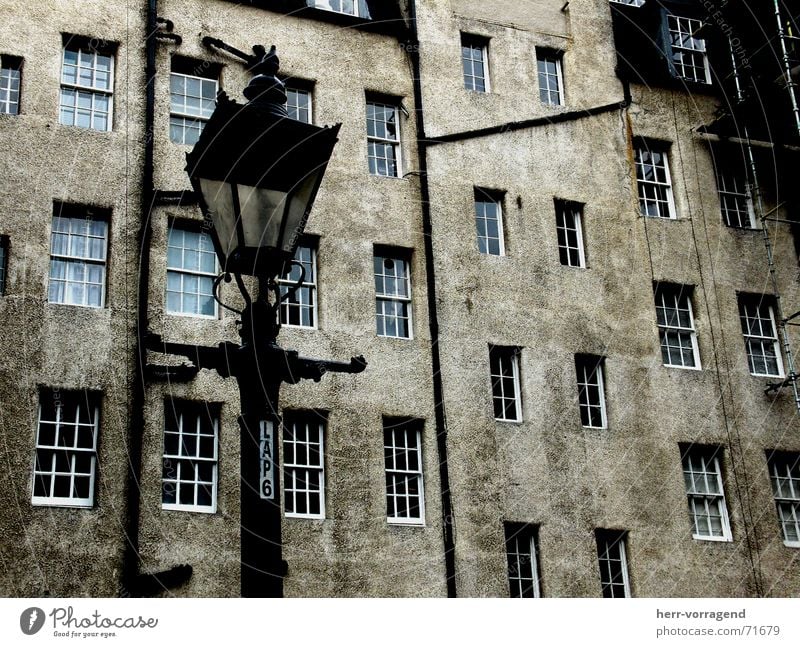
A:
595;530;631;598
283;412;326;519
48;204;108;308
32;390;99;507
490;345;522;422
313;0;362;16
575;355;607;429
668;15;711;85
714;154;755;229
383;419;424;525
0;235;7;295
366;99;400;177
374;251;412;339
767;452;800;547
474;189;505;255
166;224;217;317
681;446;732;541
504;523;541;598
0;54;22;115
162;400;218;513
461;34;490;92
278;242;317;328
537;49;564;106
286;84;312;124
738;295;784;377
610;0;644;5
635;141;676;219
59;39;113;131
555;200;586;267
654;283;700;369
169;59;218;146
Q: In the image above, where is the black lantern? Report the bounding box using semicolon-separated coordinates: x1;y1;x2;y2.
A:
186;47;340;277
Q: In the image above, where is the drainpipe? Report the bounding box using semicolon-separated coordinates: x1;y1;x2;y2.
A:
407;0;457;598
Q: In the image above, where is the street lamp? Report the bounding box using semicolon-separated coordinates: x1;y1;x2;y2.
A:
147;45;366;598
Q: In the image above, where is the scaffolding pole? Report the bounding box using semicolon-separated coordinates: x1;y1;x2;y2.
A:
774;0;800;137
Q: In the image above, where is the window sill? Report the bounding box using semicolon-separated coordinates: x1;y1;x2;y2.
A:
166;311;219;321
281;324;318;331
783;541;800;548
387;518;425;527
47;301;106;310
56;124;113;135
495;418;523;425
31;498;93;509
663;363;702;372
162;504;217;514
286;513;325;520
692;534;733;543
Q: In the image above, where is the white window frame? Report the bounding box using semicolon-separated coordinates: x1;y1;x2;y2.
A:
278;243;318;329
555;200;586;268
610;0;645;6
490;346;523;422
655;284;701;370
474;190;505;256
738;296;784;378
384;421;425;526
166;225;219;319
48;210;108;308
682;448;732;542
576;355;607;429
461;34;490;93
504;523;541;598
768;453;800;547
59;43;114;131
668;15;712;85
286;85;313;124
536;49;564;106
715;163;756;229
283;414;326;520
314;0;361;16
0;55;21;115
635;142;677;219
169;71;218;146
374;253;413;340
366;99;402;178
161;401;219;514
31;391;99;508
596;530;631;598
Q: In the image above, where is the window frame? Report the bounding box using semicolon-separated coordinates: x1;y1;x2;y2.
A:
383;418;425;526
738;295;784;378
168;68;219;146
282;412;326;520
667;14;712;85
714;154;756;229
285;83;313;124
654;283;701;370
31;390;100;508
313;0;362;17
59;40;114;132
461;33;491;93
575;355;607;429
504;522;541;598
610;0;645;5
490;345;523;423
161;400;219;514
166;222;219;319
767;451;800;548
555;199;586;268
595;529;631;598
681;446;733;542
48;205;109;309
536;48;564;106
278;241;318;329
635;140;677;219
366;98;402;178
474;188;506;256
374;250;413;340
0;54;22;115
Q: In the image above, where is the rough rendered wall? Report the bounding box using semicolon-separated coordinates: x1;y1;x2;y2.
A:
0;0;146;595
418;0;800;597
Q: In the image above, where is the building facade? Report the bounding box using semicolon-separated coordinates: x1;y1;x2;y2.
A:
0;0;798;597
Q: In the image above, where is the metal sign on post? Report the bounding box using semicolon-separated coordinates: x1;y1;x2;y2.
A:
259;420;275;500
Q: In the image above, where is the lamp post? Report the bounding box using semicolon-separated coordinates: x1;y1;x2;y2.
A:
148;46;366;597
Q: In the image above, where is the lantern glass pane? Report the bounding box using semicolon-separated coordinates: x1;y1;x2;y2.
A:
236;184;288;251
198;179;237;259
